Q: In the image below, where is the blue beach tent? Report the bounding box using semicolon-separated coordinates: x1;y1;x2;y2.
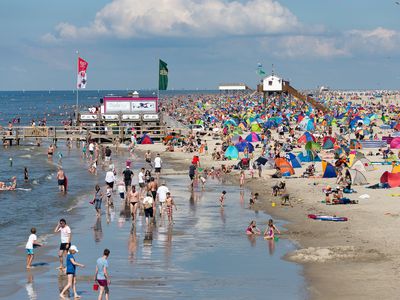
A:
297;150;321;163
286;153;302;168
224;146;239;160
322;161;337;178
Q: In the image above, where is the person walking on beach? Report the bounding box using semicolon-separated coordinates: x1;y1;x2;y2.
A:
189;163;196;189
94;248;111;300
104;146;112;163
54;219;71;270
145;150;152;169
165;192;177;225
93;184;104;217
156;182;169;217
138;167;145;197
239;170;245;188
105;166;115;191
154;153;162;181
219;191;226;207
59;245;84;299
148;177;158;202
128;185;139;222
143;192;154;226
25;227;42;269
57;167;66;193
122;165;134;193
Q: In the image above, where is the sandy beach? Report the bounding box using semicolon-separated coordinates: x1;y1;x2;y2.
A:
143;116;400;300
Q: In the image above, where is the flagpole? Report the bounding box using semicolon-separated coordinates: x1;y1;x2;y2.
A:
157;58;160;103
76;50;79;125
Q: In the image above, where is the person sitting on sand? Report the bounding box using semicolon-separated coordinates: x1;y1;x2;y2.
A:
246;220;261;235
271;167;282;179
264;219;280;240
331;187;358;204
303;164;315;178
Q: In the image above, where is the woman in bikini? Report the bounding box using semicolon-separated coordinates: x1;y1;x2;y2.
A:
128;185;139;222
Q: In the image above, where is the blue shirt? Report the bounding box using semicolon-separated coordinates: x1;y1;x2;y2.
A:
66;254;76;274
96;257;108;280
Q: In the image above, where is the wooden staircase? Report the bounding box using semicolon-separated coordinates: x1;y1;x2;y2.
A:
283;83;329;113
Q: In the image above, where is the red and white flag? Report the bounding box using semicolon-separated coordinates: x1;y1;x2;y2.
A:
77;57;88;89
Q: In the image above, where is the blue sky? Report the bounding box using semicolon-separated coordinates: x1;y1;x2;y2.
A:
1;0;400;90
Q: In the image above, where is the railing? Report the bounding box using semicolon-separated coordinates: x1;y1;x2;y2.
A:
283;83;329;113
0;125;172;143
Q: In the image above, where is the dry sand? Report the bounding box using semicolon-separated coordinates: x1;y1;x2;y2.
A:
136;127;400;299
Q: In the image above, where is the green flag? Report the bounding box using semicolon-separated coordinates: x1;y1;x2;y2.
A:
159;59;168;90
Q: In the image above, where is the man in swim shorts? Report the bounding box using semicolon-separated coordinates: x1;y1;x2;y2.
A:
54;218;71;270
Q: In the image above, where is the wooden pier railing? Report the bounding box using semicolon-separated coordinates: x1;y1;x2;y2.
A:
0;124;172;146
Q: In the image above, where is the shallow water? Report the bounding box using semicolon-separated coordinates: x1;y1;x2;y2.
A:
5;172;305;299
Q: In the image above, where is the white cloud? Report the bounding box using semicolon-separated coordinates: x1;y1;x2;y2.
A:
346;27;399;52
263;27;400;59
268;35;348;58
43;0;301;41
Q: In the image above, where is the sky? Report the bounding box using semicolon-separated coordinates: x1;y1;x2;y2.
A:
1;0;400;90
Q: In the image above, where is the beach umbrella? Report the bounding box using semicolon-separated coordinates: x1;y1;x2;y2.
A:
235;141;254;153
250;123;262;132
245;132;261;142
224;119;237;127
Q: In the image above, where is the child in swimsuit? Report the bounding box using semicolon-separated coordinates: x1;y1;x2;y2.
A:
246;220;261;235
165;192;177;225
264;219;280;240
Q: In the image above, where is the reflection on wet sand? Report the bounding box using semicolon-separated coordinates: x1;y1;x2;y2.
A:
25;274;37;300
128;224;137;264
220;207;226;225
268;239;276;256
240;190;245;208
247;235;257;248
165;226;173;263
93;216;103;243
143;230;153;260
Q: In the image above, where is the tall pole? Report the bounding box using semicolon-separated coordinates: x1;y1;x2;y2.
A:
157;58;160;104
75;50;79;125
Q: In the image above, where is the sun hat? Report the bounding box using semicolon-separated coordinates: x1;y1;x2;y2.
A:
69;245;79;253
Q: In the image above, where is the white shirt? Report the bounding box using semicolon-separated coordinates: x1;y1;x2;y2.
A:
143;196;153;207
58;226;71;243
105;171;115;183
138;172;145;183
88;143;94;151
154;157;162;168
157;185;169;203
26;234;37;249
117;184;125;193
